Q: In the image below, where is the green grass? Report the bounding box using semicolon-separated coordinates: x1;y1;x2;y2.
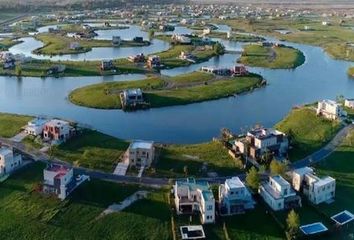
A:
203;31;265;42
306;129;354;239
275;108;341;161
51;129;129;172
214;17;354;61
0;113;31;138
33;33;150;55
69;72;263;109
150;140;243;177
348;66;354;78
239;44;305;69
0;38;21;50
0;162;172;240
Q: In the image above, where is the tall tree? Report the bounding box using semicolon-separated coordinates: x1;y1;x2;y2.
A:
246;166;260;191
269;159;287;176
286;209;300;240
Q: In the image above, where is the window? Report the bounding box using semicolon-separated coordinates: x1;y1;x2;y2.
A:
207;205;213;211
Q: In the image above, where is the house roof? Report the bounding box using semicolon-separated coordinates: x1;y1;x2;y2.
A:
45;119;70;127
176;178;214;201
0;147;12;156
130;140;154;150
225;177;245;189
271;175;290;187
293;167;313;176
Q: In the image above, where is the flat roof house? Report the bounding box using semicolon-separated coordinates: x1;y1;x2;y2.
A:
43;119;74;144
147;55;161;68
219;177;255;216
316;99;346;120
259;175;301;211
344;99;354;109
127;140;155;167
174;178;215;224
42;164;75;200
292;167;336;205
0;146;22;177
25;118;48;136
234;127;288;161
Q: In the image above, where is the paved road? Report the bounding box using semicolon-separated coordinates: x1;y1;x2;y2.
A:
290;124;354;169
2;124;351;187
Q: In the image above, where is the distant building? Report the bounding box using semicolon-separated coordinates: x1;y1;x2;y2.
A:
316;100;346;120
0;146;22;177
133;37;144;43
291;167;336;205
25;118;48;136
174;178;215;224
43;119;74;144
128;53;145;63
120;88;149;110
100;60;114;70
233;127;288;160
344;99;354;109
147;55;161;68
42;164;75;200
179;51;196;62
112;36;121;46
232;65;248;76
219;177;255;215
127;140;155;167
47;65;66;75
171;34;191;44
259;175;301;211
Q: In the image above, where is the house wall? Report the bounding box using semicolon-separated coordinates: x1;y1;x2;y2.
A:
307;179;336;204
259;186;284;211
0;151;22;176
128;147;154;167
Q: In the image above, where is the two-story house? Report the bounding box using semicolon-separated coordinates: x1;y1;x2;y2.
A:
316;99;346;120
174;178;215;224
42;164;75;200
292;167;336;205
259;175;301;211
218;177;255;215
0;146;22;177
25;118;48;136
127;140;155;167
43;119;74;144
233;128;289;160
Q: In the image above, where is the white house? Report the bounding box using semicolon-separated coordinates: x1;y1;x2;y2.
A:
291;167;336;205
259;175;301;211
344;99;354;109
219;177;255;215
0;146;22;177
127;140;155;167
25;118;48;136
316;99;346;120
171;34;191;44
174;178;215;224
42;164;75;200
69;42;81;50
43;119;74;144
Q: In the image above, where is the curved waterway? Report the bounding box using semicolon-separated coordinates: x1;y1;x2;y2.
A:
1;26;354;143
9;25;170;61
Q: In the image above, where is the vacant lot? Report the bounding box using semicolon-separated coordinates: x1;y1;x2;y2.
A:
0;113;31;138
0;162;172;240
275;108;341;161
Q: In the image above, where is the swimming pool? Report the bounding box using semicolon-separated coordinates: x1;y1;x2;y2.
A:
300;222;328;235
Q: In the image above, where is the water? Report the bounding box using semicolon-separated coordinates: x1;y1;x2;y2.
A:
1;26;353;143
8;25;170;61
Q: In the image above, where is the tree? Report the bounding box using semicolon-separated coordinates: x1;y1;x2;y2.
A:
286;210;300;240
246;166;260;191
15;64;22;77
214;42;225;55
260;148;273;165
269;159;287;176
183;165;188;177
148;29;155;41
220;128;232;143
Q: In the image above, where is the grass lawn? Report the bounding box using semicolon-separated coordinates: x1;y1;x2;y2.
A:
348;67;354;78
0;113;31;138
275;108;341;161
239;44;305;69
224;204;284;240
69;72;263;109
214;17;354;61
0;162;172;240
51;129;129;172
150;140;243;178
203;31;265;42
33;33;150;55
0;38;21;51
